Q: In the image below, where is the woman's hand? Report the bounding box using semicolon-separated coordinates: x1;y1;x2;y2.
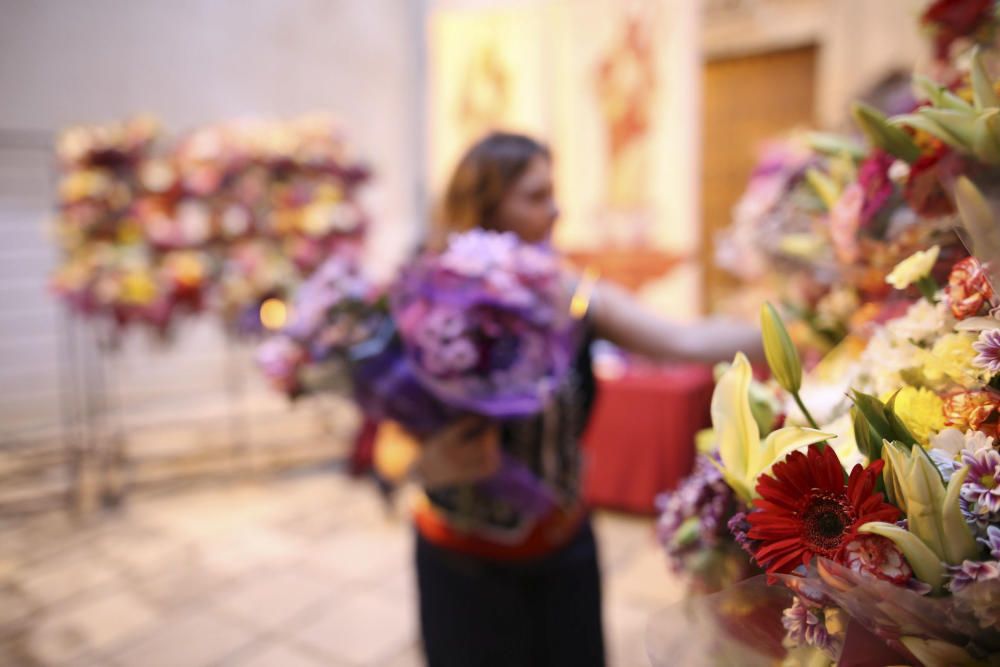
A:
413;416;501;490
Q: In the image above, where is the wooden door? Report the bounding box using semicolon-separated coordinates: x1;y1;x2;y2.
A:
700;45;817;311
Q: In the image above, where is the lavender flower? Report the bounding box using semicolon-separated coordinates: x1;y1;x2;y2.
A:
928;448;963;483
439;229;518;278
948;560;1000;593
391;230;576;418
973;329;1000;375
947;560;1000;629
284;255;370;342
781;597;842;654
981;525;1000;560
655;456;735;564
256;335;304;393
727;510;760;561
960;448;1000;531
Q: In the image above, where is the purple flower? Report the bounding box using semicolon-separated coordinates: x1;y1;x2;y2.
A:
256;335;304;393
439;229;519;278
655;456;735;564
781;597;842;654
982;525;1000;560
727;510;760;560
960;448;1000;531
973;329;1000;375
928;448;963;483
949;560;1000;593
948;560;1000;630
284;255;370;342
391;230;577;418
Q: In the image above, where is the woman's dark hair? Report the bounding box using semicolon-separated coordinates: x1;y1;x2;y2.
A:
433;131;550;247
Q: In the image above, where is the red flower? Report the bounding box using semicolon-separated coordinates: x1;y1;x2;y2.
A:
948;256;995;320
746;445;900;576
922;0;996;60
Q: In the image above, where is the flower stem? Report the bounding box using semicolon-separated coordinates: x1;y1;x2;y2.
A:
792;391;821;431
917;276;939;304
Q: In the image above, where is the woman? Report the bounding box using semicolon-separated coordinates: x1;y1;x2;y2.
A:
408;132;762;667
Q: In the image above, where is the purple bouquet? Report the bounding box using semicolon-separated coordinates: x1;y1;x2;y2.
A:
259;230;583;517
256;253;381;397
391;230;578;417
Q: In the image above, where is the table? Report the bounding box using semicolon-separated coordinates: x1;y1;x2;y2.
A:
581;364;716;514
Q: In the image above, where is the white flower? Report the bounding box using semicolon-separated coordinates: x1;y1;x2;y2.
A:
931;428;967;457
887;298;952;344
930;428;995;456
851;297;954;396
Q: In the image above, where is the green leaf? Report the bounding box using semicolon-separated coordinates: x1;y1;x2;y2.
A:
851;405;882;461
890;114;967;150
920;108;978;147
805;132;867;160
972;110;1000;164
970;46;1000;111
852;102;922;163
850;390;894;443
884;390;919;448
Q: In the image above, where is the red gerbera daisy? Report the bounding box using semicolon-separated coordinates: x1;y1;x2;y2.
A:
746;445;901;576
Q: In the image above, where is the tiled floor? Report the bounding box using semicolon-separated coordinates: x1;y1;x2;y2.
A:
0;471;684;666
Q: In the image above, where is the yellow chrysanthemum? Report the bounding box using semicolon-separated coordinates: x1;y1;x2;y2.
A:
922;332;980;388
882;386;945;446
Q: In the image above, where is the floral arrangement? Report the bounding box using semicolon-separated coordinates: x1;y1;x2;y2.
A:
715;126;960;356
49;114;370;338
655;11;1000;664
257;229;584;516
658;249;1000;663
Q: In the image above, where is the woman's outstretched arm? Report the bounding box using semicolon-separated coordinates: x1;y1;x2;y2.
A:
588;278;765;365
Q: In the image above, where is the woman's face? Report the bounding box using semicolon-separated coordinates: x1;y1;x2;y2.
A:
493;155;559;243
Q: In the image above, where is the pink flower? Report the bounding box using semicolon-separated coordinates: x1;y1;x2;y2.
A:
829;183;863;264
858;151;895;227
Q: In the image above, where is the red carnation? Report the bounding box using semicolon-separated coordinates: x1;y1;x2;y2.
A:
948;256;995;320
746;445;900;576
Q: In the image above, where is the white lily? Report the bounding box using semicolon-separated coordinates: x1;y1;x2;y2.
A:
710;352;834;503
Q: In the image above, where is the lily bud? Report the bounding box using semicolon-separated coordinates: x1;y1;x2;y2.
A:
760;302;802;395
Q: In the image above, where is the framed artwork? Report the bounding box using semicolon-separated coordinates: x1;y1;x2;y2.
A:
428;0;701;315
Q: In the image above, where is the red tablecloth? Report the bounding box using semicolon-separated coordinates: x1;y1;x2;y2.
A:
582;364;715;514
